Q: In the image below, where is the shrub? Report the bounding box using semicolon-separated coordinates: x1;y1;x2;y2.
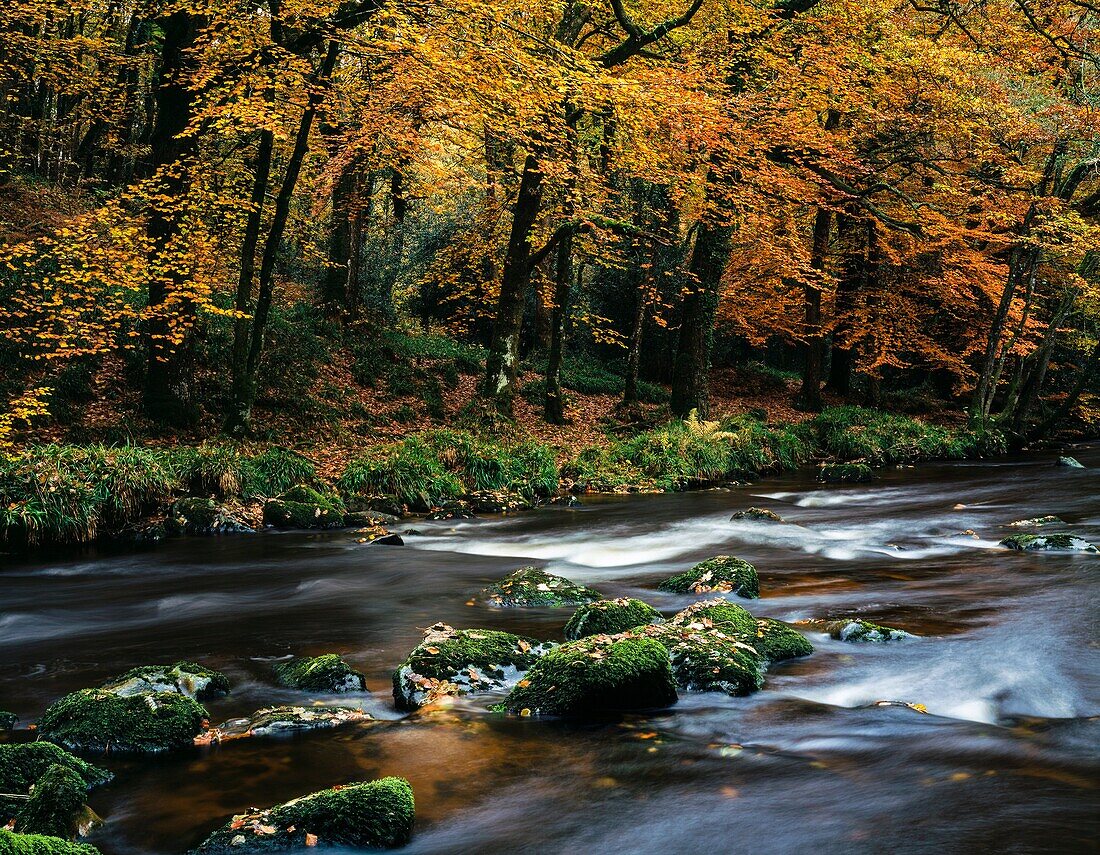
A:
805;406;981;465
242;447;319;496
177;442;247;498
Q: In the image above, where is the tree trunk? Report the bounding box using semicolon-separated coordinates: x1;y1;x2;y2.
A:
544;233;572;424
623;283;647;406
483;152;544;416
225;40;339;436
143;10;200;425
323;157;356;311
1029;338;1100;440
797;205;832;410
670;221;733;418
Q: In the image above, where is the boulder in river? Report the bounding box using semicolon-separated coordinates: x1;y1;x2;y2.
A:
190;777;415;854
668;599;814;663
0;744;111;827
658;556;760;599
100;661;229;701
344;510;398;527
166;498;253;535
818;462;874;483
479;567;603;608
426;501;477;521
563;598;662;640
1;710;16;730
501;634;677;716
14;764;101;841
198;706;373;743
263;486;345;529
627;623;763;696
38;689;207;753
393;623;551;711
1008;515;1065;528
0;829;100;854
464;490;533;514
730;507;784;523
999;533;1098;553
804;618;916;643
272;655;366;693
1057;456;1085;468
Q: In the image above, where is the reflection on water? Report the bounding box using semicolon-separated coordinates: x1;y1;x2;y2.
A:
1;449;1098;853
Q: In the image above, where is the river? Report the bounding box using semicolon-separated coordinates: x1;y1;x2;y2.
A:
1;449;1098;854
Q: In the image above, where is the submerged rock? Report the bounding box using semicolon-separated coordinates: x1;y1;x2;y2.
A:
548;494;581;507
628;623;762;696
198;706;373;743
426;501;476;521
730;507;783;523
479;567;603;608
100;661;229;701
0;829;100;855
393;623;550;711
658;556;760;599
0;744;111;827
669;599;814;663
999;533;1098;553
263;486;344;529
272;655;366;694
14;764;101;841
1;710;16;731
801;618;916;643
1008;515;1065;528
818;462;874;483
38;689;207;753
191;777;415;854
166;498;253;535
563;598;662;640
1057;456;1085;468
501;635;677;716
344;510;398;528
464;490;533;514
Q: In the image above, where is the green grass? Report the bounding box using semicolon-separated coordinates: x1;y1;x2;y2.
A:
337;430;558;511
520;354;669;405
242;447;319;496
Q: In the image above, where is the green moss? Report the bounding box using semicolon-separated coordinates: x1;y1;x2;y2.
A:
191;777;415;853
165;498;252;535
668;599;813;663
38;689;207;753
100;661;229;701
0;829;100;855
206;706;373;741
563;598;662;640
629;624;762;696
393;622;550;710
818;463;874;484
658;556;760;598
14;765;91;841
480;567;603;608
1000;533;1098;552
820;619;915;643
272;655;366;693
502;635;677;716
0;711;16;731
0;745;110;828
263;486;345;529
730;507;783;522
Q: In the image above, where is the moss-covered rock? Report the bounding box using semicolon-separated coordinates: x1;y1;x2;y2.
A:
38;689;207;753
0;710;16;731
479;567;603;608
100;661;229;701
191;777;415;853
14;765;100;841
1057;456;1084;468
1008;515;1065;528
199;706;373;743
263;486;345;529
818;463;874;483
730;507;784;523
464;490;533;514
0;829;100;855
669;599;813;663
811;618;915;643
1000;533;1098;553
166;498;253;535
272;655;366;693
502;635;677;716
658;556;760;598
393;623;550;711
0;745;110;828
628;624;762;696
426;501;476;521
563;598;662;640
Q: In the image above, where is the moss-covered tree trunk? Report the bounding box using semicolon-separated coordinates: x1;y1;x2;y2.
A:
796;205;833;411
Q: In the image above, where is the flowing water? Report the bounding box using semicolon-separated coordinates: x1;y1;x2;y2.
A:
2;449;1098;854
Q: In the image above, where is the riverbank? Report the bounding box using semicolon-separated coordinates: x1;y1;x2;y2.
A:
0;406;1013;551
